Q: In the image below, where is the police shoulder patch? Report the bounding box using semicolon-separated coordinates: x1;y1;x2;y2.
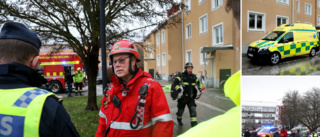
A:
52;95;63;103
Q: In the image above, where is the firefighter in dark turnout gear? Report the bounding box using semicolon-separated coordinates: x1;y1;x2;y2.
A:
171;62;203;127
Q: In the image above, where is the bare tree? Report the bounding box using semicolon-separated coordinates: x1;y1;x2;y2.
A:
282;88;320;132
281;90;300;129
0;0;180;110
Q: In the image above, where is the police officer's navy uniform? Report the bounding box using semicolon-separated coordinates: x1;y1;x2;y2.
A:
0;21;79;137
171;63;201;127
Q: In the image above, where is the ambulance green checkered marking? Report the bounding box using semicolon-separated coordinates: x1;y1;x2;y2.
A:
281;65;319;75
284;50;290;55
275;41;318;56
301;43;306;47
277;46;284;52
296;48;301;53
290;44;296;49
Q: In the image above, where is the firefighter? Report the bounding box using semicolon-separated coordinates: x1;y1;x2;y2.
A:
0;21;79;136
171;62;203;127
73;67;84;96
96;40;173;137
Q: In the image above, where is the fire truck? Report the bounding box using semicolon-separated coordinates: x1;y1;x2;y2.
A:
38;53;83;93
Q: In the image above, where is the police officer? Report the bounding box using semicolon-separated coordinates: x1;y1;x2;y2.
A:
171;62;203;127
0;21;79;136
73;67;84;96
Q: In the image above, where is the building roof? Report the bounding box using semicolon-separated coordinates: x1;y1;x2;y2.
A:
242;101;278;107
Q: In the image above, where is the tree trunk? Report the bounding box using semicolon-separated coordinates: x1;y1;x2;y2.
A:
84;51;99;111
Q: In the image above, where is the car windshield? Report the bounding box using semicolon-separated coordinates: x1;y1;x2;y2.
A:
262;31;285;41
259;128;270;133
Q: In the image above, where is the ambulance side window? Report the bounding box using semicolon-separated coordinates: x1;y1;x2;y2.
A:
279;32;294;43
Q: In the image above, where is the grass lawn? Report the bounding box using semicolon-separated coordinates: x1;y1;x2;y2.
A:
63;96;102;137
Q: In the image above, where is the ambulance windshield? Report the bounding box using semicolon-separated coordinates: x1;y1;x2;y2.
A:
262;31;285;41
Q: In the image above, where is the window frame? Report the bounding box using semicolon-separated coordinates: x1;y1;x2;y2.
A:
212;22;224;46
162;53;166;66
276;15;289;27
157;54;160;66
199;0;205;5
186;23;192;39
186;50;192;63
200;47;208;65
199;14;208;34
212;0;223;11
305;3;312;15
276;0;289;5
185;0;191;12
247;11;266;32
161;30;165;43
297;0;300;12
156;33;160;46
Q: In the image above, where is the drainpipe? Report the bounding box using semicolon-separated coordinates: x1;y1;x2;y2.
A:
292;0;294;23
180;4;185;71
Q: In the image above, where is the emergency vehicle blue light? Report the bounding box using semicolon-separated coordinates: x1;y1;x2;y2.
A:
62;61;66;64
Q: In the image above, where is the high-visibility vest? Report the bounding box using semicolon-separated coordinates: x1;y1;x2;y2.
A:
73;71;84;83
0;87;54;137
178;71;240;137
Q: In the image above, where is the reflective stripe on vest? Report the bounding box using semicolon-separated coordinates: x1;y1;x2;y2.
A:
0;87;54;137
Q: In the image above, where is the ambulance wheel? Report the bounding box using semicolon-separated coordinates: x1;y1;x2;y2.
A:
270;52;280;65
309;48;316;57
50;81;62;93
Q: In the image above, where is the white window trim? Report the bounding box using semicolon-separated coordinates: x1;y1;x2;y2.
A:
199;14;208;35
185;0;191;12
305;3;312;15
247;10;266;32
157;54;160;66
276;15;289;27
161;30;165;43
297;0;300;12
200;47;209;65
211;0;223;11
162;53;166;66
148;42;154;59
276;0;289;5
318;16;320;25
199;0;205;5
186;23;192;40
156;33;160;46
186;50;192;63
318;0;320;8
212;22;224;46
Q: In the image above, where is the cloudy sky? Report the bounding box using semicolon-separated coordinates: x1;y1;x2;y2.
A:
242;76;320;103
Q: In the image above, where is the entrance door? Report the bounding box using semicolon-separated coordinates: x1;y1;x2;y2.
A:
219;69;231;89
149;69;154;78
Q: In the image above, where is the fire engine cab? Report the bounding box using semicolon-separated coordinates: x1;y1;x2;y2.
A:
38;53;83;93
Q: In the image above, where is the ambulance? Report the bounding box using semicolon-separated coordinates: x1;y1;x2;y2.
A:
38;53;83;93
247;23;319;64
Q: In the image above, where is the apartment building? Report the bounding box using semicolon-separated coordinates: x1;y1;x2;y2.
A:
143;0;240;88
242;0;320;53
242;101;278;129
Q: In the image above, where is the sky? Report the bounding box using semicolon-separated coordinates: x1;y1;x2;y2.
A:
242;76;320;103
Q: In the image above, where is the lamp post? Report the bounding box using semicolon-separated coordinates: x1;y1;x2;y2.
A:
100;0;107;90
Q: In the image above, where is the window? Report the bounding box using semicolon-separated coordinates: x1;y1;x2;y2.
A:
213;23;223;46
318;16;320;25
45;46;50;51
248;11;265;31
62;46;66;50
186;50;192;63
200;47;208;65
212;0;222;10
185;0;191;11
186;23;192;39
297;0;300;12
161;30;165;43
276;16;288;26
148;41;154;58
305;3;311;15
162;53;166;65
277;0;288;5
318;0;320;8
199;0;205;4
279;32;293;43
54;46;59;51
157;54;160;66
69;46;73;50
156;33;160;46
40;46;44;51
199;14;208;34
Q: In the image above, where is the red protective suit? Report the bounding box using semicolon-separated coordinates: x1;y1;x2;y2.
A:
96;69;173;137
280;129;288;137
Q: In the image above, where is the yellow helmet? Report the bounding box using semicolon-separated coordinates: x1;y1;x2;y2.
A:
77;67;81;71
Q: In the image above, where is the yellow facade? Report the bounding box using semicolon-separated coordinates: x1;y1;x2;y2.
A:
143;0;240;88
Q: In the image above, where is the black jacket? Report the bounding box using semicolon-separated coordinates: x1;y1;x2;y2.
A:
273;132;281;137
171;71;201;100
65;72;74;84
0;62;80;137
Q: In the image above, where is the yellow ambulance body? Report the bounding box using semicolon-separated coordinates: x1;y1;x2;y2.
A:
247;23;319;64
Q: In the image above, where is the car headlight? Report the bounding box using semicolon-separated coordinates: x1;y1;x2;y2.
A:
258;46;269;53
